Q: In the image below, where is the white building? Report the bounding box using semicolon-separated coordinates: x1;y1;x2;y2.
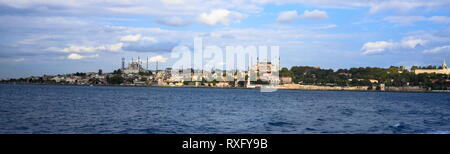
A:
414;61;450;75
251;61;280;84
122;61;145;74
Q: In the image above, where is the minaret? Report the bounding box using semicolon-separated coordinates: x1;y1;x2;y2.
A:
256;56;260;80
247;57;252;87
443;60;448;69
146;57;149;70
250;56;252;71
279;56;281;72
247;70;251;87
138;56;140;65
121;57;125;69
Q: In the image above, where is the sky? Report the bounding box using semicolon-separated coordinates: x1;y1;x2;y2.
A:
1;0;450;78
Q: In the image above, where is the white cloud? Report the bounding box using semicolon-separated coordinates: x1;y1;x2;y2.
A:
301;9;328;20
157;16;190;26
383;16;426;25
277;9;328;23
61;43;124;53
67;53;83;60
0;15;90;30
361;41;395;55
119;34;157;43
259;0;450;14
277;10;298;23
13;58;25;62
197;9;246;26
17;34;57;45
67;53;99;60
384;16;450;25
400;38;427;48
0;0;259;15
403;28;450;44
161;0;184;5
368;0;442;14
0;57;25;63
62;45;97;53
362;37;428;55
120;34;142;42
1;0;449;19
315;24;338;29
148;55;168;62
423;45;450;54
428;16;450;24
97;43;124;52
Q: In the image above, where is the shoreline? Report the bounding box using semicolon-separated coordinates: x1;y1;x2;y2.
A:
2;82;449;94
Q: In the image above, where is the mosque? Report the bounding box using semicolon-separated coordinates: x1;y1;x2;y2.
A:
121;57;147;74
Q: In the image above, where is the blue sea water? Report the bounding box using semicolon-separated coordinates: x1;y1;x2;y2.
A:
0;84;449;134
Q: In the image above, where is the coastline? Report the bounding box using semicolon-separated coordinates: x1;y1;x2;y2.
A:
2;82;449;93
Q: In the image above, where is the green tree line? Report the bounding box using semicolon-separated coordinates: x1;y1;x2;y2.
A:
280;66;450;90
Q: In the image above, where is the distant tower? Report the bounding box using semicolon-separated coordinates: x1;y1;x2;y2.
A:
138;56;140;65
443;60;448;69
247;57;252;87
121;57;125;69
146;57;149;70
256;56;260;78
279;56;281;71
249;56;252;71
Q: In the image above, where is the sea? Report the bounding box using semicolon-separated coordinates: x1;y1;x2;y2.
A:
0;84;449;134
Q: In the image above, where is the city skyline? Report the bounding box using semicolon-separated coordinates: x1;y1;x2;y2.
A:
1;0;450;78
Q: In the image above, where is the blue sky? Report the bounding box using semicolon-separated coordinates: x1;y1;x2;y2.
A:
1;0;450;78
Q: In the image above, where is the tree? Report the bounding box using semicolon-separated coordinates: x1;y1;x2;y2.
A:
112;69;122;74
74;72;86;76
107;75;124;84
280;67;292;77
139;71;152;76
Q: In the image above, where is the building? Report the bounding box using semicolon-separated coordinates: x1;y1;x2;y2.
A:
51;76;64;83
414;61;450;75
164;68;172;79
252;61;280;83
369;79;378;83
280;76;292;84
216;81;230;87
122;60;145;74
254;61;273;74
